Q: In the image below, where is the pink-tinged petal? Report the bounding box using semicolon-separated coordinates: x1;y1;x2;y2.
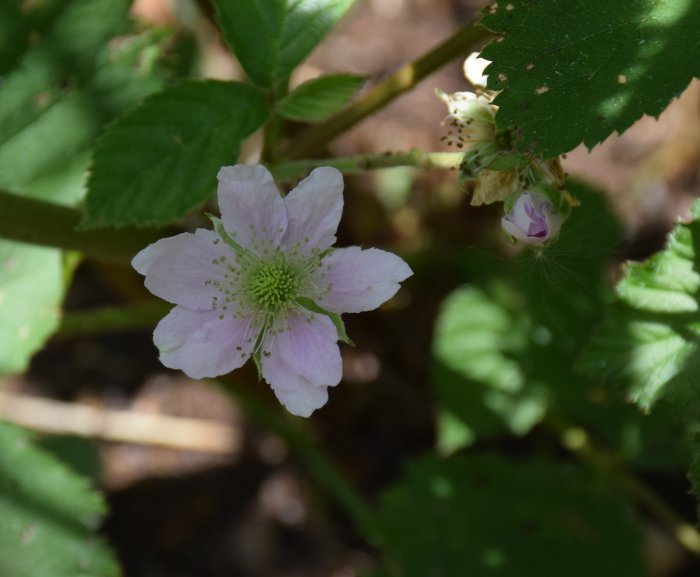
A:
501;190;562;245
132;229;237;310
154;306;258;379
309;247;413;314
281;167;344;257
217;165;287;256
271;382;329;418
261;310;342;416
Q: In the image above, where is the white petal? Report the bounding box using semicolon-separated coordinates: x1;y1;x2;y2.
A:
463;52;491;88
281;167;344;257
132;229;236;310
217;164;287;257
501;216;530;242
309;247;413;314
271;383;329;418
261;311;342;416
154;306;258;379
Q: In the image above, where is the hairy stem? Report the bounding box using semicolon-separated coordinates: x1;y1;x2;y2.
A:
271;150;463;180
548;415;700;557
0;189;161;261
281;20;491;159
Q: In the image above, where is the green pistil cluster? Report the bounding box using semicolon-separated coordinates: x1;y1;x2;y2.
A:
247;260;300;311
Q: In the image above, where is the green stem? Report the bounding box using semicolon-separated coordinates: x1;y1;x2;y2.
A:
271;150;463;180
0;189;161;261
57;302;171;338
547;414;700;557
262;111;284;164
218;377;374;529
0;151;460;255
281;20;491;159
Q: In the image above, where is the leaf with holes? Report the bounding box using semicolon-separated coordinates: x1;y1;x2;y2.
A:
0;423;119;577
83;81;269;228
480;0;700;157
213;0;357;88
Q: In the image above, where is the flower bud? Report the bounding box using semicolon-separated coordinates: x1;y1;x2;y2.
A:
463;52;491;89
501;189;564;245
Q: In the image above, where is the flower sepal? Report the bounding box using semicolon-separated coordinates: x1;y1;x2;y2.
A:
133;163;412;417
487;151;529;172
209;214;247;256
296;296;354;346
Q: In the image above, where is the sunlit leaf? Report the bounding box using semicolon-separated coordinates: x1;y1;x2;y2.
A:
579;201;700;417
0;243;62;375
0;0;166;202
432;282;548;439
434;182;687;467
0;0;168;375
480;0;700;157
214;0;356;88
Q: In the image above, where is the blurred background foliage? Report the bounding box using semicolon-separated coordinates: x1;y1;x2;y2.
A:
1;0;700;576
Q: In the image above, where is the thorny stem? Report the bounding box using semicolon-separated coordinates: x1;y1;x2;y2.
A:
281;20;491;159
271;150;463;181
0;189;161;262
547;414;700;557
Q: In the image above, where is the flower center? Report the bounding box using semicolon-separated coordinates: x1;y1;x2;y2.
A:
247;260;299;310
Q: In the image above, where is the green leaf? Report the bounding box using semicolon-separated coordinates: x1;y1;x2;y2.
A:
0;0;168;374
83;80;269;228
277;74;366;121
434;182;687;468
373;454;647;577
213;0;356;88
0;1;29;75
517;180;622;336
0;242;62;375
0;0;166;202
579;200;700;418
39;436;102;483
432;182;622;440
0;423;119;577
480;0;700;157
432;282;548;438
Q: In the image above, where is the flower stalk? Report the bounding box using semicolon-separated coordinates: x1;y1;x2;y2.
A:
271;150;463;181
281;20;491;159
0;153;462;257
